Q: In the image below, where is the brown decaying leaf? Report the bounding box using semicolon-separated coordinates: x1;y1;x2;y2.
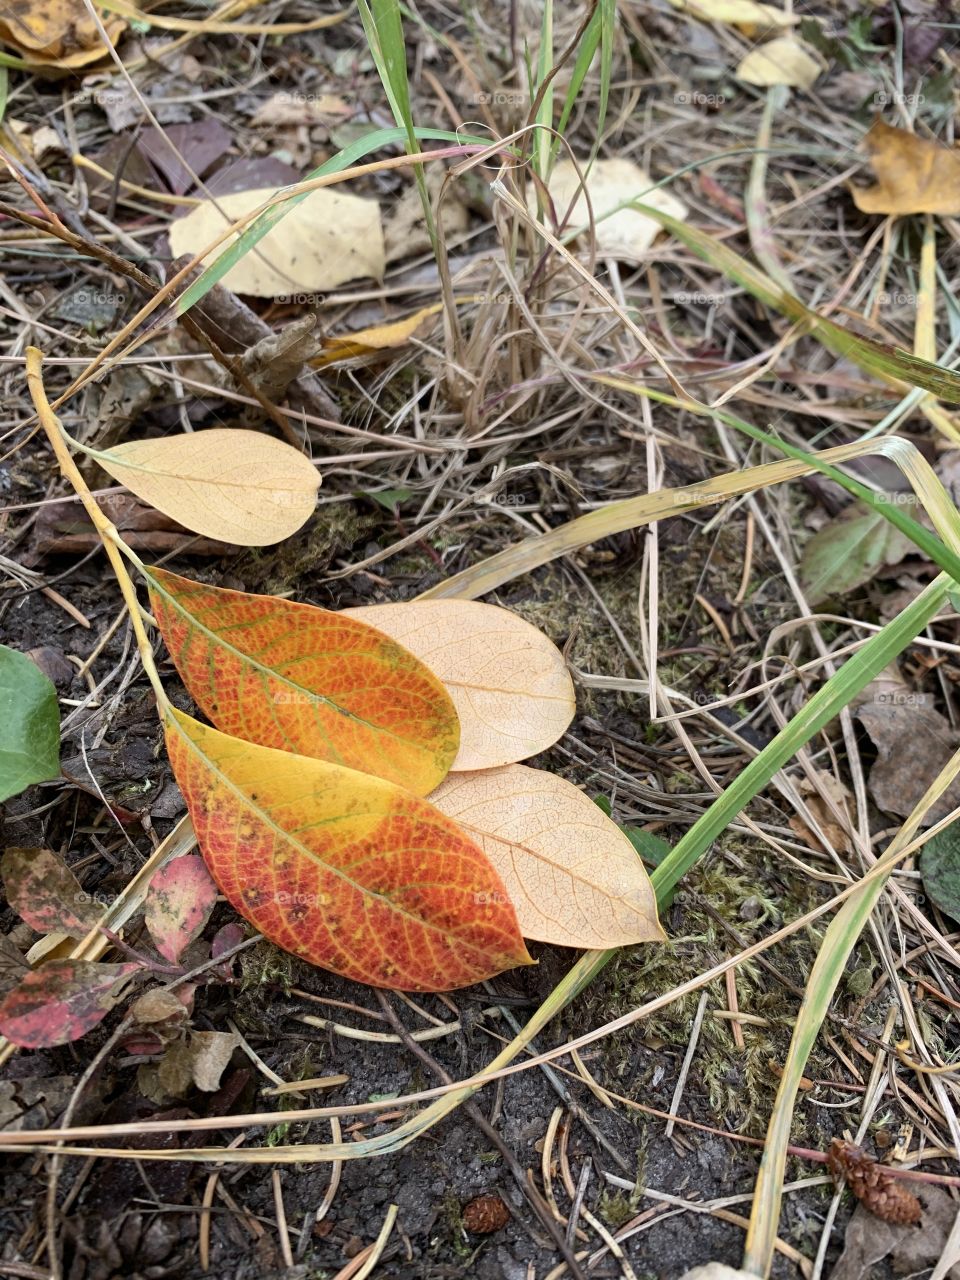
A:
0;935;29;1000
831;1184;958;1280
343;600;576;771
852;119;960;217
429;764;664;948
91;428;321;546
787;768;854;856
1;847;102;938
0;959;139;1048
827;1139;922;1226
138;120;232;196
143;854;218;965
855;684;960;825
31;492;231;559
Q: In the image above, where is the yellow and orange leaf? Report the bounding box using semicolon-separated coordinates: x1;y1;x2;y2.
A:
311;304;443;368
163;708;531;991
146;568;459;796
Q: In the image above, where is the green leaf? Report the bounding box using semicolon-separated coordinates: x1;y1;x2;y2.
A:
593;795;675;904
799;501;917;603
920;817;960;921
364;487;414;514
0;645;60;803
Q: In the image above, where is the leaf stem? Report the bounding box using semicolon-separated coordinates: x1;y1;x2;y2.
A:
25;347;168;711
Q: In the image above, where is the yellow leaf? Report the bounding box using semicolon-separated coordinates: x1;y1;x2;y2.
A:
0;0;124;67
665;0;796;35
430;765;665;948
168;187;384;298
534;158;687;262
312;304;444;369
90;428;320;546
851;120;960;217
342;600;576;771
735;36;821;89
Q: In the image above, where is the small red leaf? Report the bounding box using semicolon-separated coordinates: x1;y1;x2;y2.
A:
144;854;218;964
1;847;102;938
0;960;140;1048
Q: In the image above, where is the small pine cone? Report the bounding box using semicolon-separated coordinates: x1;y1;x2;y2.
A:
462;1194;510;1234
827;1138;922;1226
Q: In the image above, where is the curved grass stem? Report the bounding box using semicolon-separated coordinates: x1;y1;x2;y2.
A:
24;347;167;711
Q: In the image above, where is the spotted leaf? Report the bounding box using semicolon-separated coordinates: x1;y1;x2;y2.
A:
0;960;139;1048
146;567;459;796
144;854;218;964
2;847;101;938
164;707;531;991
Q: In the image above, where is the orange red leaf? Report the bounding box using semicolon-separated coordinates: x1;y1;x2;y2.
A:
146;567;459;796
0;960;139;1048
163;707;531;991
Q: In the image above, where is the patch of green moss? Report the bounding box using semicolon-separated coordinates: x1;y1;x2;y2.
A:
571;834;857;1139
239;940;295;996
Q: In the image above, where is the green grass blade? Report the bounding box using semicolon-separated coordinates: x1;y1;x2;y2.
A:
652;572;952;893
534;0;554;179
551;0;614;164
630;200;960;403
554;6;599;141
744;737;960;1276
356;0;410;127
355;0;435;251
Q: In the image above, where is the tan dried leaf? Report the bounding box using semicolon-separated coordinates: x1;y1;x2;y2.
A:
665;0;796;34
250;91;350;126
534;158;687;261
168;186;384;297
91;428;320;546
129;989;186;1025
735;36;821;89
342;600;576;770
155;1029;238;1097
430;764;664;948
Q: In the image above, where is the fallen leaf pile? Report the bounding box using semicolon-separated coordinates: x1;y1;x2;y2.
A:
0;444;665;1041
